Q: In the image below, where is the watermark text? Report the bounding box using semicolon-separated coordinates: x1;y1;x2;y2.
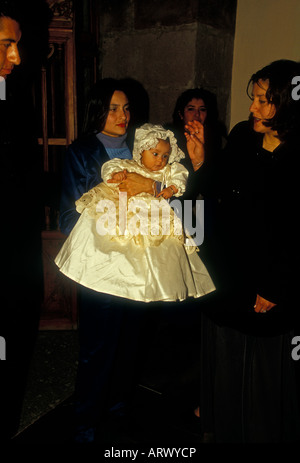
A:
292;336;300;361
0;77;6;100
104;446;197;460
95;192;204;246
291;76;300;100
0;336;6;360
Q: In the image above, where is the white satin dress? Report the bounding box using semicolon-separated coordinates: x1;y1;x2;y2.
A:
55;158;215;302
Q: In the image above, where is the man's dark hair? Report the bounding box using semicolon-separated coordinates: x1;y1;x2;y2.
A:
0;1;52;78
247;59;300;141
0;0;21;25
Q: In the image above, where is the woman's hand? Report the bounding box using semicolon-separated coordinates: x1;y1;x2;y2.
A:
253;294;277;313
118;172;154;197
107;169;128;183
185;120;205;171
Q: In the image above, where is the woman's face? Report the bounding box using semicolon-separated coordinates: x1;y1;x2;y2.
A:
181;98;207;125
249;79;276;134
101;90;130;137
141;139;171;171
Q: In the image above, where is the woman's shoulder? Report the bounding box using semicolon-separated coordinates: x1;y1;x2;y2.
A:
69;134;104;152
66;135;110;169
228;120;252;138
226;120;261;151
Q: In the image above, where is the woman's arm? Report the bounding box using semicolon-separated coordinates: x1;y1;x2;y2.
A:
59;144;87;235
118;173;155;197
101;158;156;197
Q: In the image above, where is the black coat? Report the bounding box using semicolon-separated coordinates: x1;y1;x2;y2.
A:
189;120;298;335
1;87;43;297
0;80;44;439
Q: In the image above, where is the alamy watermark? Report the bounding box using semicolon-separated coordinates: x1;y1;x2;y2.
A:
291;76;300;100
292;336;300;361
95;192;204;246
0;76;6;100
0;336;6;360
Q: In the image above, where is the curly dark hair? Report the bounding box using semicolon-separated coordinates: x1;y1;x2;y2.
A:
172;87;219;129
247;59;300;141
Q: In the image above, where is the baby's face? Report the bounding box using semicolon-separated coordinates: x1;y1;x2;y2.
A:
141;139;171;171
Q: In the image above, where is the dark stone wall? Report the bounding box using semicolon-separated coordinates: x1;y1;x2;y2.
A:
98;0;237;129
135;0;236;30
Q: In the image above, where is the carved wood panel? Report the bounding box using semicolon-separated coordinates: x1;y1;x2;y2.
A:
38;0;78;329
40;231;77;329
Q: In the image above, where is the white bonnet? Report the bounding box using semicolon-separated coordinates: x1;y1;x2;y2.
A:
132;123;185;165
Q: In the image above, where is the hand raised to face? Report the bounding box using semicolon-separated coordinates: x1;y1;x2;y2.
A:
184;121;205;171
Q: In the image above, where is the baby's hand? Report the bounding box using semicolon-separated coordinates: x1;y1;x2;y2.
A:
157;185;178;199
107;169;128;183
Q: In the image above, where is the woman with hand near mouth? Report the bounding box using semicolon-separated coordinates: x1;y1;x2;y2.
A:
167;87;226;175
186;59;300;442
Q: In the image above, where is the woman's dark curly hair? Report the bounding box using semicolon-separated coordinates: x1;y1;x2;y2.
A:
172;87;219;129
247;59;300;141
82;78;130;136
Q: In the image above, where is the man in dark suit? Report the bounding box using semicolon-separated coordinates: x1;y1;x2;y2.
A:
0;0;46;441
0;4;21;80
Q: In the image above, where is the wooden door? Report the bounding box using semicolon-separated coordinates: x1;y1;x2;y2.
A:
38;1;78;329
36;0;100;329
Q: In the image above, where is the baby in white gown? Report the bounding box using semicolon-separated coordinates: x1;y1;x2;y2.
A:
55;123;215;302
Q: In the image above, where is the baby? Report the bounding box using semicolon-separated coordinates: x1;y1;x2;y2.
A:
55;123;215;302
107;129;181;200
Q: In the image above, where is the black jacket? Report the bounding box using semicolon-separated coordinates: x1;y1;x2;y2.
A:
189;120;298;334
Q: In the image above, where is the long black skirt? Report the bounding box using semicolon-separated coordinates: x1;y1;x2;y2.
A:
200;311;300;443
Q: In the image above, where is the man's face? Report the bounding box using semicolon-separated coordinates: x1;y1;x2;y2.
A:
0;16;21;79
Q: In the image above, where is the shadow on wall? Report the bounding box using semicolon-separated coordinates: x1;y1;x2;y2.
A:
121;77;150;147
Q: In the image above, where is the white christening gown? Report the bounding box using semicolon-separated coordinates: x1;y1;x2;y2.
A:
55;158;215;302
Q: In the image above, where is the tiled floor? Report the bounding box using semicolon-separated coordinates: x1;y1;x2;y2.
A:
12;387;204;444
12;303;204;444
17;330;79;432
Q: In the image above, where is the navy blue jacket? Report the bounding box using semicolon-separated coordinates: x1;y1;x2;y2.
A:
59;135;111;236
